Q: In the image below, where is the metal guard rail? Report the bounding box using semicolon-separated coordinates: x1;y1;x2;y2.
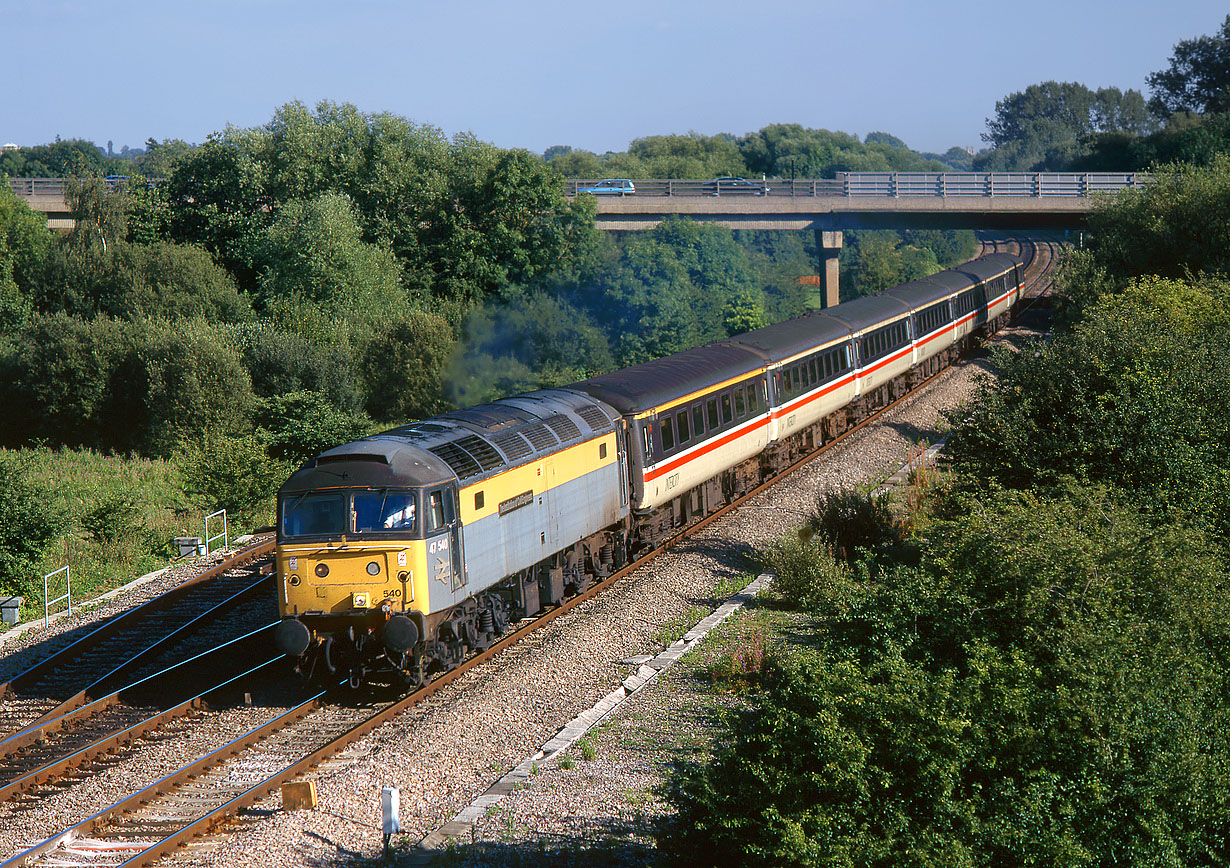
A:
11;172;1151;202
563;172;1151;198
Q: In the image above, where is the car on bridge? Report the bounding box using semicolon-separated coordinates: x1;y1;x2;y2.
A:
577;178;636;196
707;176;769;196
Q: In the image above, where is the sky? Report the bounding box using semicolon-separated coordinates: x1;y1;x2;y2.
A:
3;0;1227;158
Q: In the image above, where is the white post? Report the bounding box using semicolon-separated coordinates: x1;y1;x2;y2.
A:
382;786;400;849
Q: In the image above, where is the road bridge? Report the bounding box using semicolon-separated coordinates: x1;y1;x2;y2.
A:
567;172;1148;231
567;172;1147;305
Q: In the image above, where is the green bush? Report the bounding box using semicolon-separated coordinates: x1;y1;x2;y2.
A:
806;488;903;561
762;535;857;616
661;486;1230;867
0;453;58;599
178;430;290;527
0;314;255;456
255;390;373;463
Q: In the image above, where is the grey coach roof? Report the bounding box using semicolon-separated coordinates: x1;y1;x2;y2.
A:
571;344;765;414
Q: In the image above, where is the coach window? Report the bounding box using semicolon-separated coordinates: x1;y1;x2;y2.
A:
734;389;746;418
677;410;690;444
747;384;758;412
791;366;801;392
692;404;705;437
707;397;719;430
721;393;733;424
661;416;675;452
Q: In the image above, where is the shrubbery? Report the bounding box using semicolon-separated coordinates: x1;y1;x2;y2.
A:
664;487;1230;867
0;453;58;600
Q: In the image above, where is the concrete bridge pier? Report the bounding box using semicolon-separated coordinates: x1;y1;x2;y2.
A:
817;230;842;308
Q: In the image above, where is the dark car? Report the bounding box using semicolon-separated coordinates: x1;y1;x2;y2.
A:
578;178;636;196
708;176;769;195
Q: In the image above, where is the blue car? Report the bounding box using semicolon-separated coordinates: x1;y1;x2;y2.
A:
578;178;636;196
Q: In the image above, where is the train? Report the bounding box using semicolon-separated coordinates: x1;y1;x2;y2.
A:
273;253;1025;686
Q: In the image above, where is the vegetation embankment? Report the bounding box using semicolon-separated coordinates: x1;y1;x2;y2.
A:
654;156;1230;866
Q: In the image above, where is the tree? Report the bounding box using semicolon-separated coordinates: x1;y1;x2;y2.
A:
0;139;106;178
178;430;290;526
978;82;1152;170
256;190;405;341
1077;153;1230;284
0;183;49;333
1148;15;1230;117
358;307;455;421
255;390;372;463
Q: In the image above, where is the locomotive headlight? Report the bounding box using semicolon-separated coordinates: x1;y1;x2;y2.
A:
315;563;330;578
289;574;301;586
366;561;381;576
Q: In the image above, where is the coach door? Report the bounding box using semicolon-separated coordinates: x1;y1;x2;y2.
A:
426;486;466;595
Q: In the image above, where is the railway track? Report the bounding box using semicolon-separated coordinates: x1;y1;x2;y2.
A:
0;539;275;733
0;238;1063;867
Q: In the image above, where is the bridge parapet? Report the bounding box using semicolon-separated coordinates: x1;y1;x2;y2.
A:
563;172;1151;200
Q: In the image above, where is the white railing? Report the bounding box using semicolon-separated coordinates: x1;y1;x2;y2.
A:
43;565;71;626
205;509;228;555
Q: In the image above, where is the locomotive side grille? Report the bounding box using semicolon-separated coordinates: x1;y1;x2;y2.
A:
428;442;482;480
574;405;612;432
543;414;582;442
522;423;559;451
456;434;505;472
491;430;534;462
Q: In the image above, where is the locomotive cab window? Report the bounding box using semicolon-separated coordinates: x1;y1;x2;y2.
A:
354;490;417;533
281;492;346;538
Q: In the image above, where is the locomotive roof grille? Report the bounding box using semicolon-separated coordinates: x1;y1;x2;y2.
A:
543;414;582;442
575;404;613;431
428;441;483;480
491;429;534;462
522;423;559;451
456;434;505;473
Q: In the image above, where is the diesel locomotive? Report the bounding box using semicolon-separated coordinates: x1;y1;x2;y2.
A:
273;254;1024;685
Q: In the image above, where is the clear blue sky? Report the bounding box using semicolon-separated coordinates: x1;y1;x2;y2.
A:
3;0;1226;157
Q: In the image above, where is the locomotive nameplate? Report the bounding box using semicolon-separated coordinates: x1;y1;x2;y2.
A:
498;490;534;516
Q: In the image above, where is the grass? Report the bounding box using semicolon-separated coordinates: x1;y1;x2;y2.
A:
650;605;708;649
2;445;270;625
